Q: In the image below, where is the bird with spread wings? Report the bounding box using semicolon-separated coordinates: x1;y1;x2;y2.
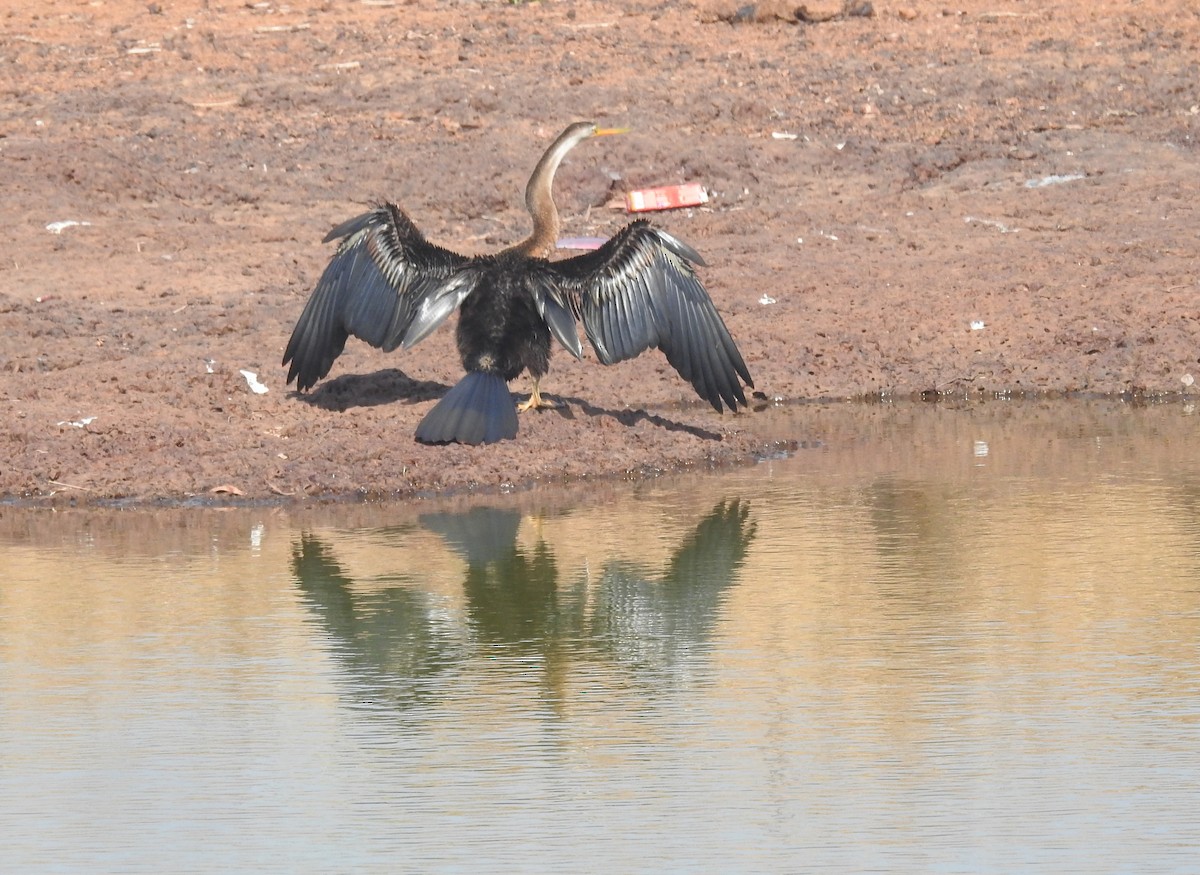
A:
283;121;753;445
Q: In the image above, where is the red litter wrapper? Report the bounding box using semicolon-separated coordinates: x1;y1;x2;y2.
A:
625;183;708;212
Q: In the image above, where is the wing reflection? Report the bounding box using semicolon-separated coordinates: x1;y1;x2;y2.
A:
292;533;468;708
587;500;756;673
291;500;755;710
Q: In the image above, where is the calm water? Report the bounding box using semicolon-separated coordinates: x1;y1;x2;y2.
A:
2;400;1199;873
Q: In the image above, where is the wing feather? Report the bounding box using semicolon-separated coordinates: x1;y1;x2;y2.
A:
530;274;584;360
673;289;714;403
283;203;470;391
546;221;753;412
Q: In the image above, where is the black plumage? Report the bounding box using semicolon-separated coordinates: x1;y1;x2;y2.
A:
282;121;754;445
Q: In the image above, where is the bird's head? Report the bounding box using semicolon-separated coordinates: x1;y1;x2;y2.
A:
521;121;632;255
559;121;630;149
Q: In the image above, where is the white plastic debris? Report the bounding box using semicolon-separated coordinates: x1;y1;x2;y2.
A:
1025;173;1085;189
771;131;799;140
970;320;986;331
973;440;989;458
57;416;96;428
759;294;777;305
46;220;92;234
1183;374;1195;387
240;370;269;394
965;216;1018;234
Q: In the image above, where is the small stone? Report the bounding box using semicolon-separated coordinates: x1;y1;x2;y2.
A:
796;1;844;22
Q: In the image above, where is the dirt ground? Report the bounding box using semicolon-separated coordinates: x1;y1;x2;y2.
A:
1;0;1197;505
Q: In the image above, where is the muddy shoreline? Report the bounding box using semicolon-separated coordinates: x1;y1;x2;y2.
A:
2;0;1197;505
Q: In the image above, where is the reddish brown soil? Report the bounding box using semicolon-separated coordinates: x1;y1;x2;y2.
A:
2;0;1197;504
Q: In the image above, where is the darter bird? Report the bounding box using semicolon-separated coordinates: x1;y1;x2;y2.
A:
283;121;753;445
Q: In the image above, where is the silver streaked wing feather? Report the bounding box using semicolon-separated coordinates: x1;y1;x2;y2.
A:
283;203;469;390
401;271;480;349
545;221;753;412
526;270;585;360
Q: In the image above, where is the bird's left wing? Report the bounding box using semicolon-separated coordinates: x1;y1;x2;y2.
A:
283;203;472;391
544;220;753;413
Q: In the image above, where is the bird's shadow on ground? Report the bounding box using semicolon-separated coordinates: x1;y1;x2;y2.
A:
290;369;449;412
291;372;723;441
546;393;725;441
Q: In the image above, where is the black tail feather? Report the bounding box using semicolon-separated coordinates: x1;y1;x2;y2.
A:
414;371;518;445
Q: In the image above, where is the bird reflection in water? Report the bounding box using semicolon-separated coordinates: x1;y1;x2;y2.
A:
291;500;755;712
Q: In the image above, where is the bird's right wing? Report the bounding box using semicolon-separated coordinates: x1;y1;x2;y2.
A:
283;204;473;391
544;221;753;413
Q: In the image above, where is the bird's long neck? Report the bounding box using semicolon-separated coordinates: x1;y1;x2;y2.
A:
517;127;585;258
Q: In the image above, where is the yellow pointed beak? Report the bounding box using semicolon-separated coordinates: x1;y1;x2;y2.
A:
593;126;630;137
